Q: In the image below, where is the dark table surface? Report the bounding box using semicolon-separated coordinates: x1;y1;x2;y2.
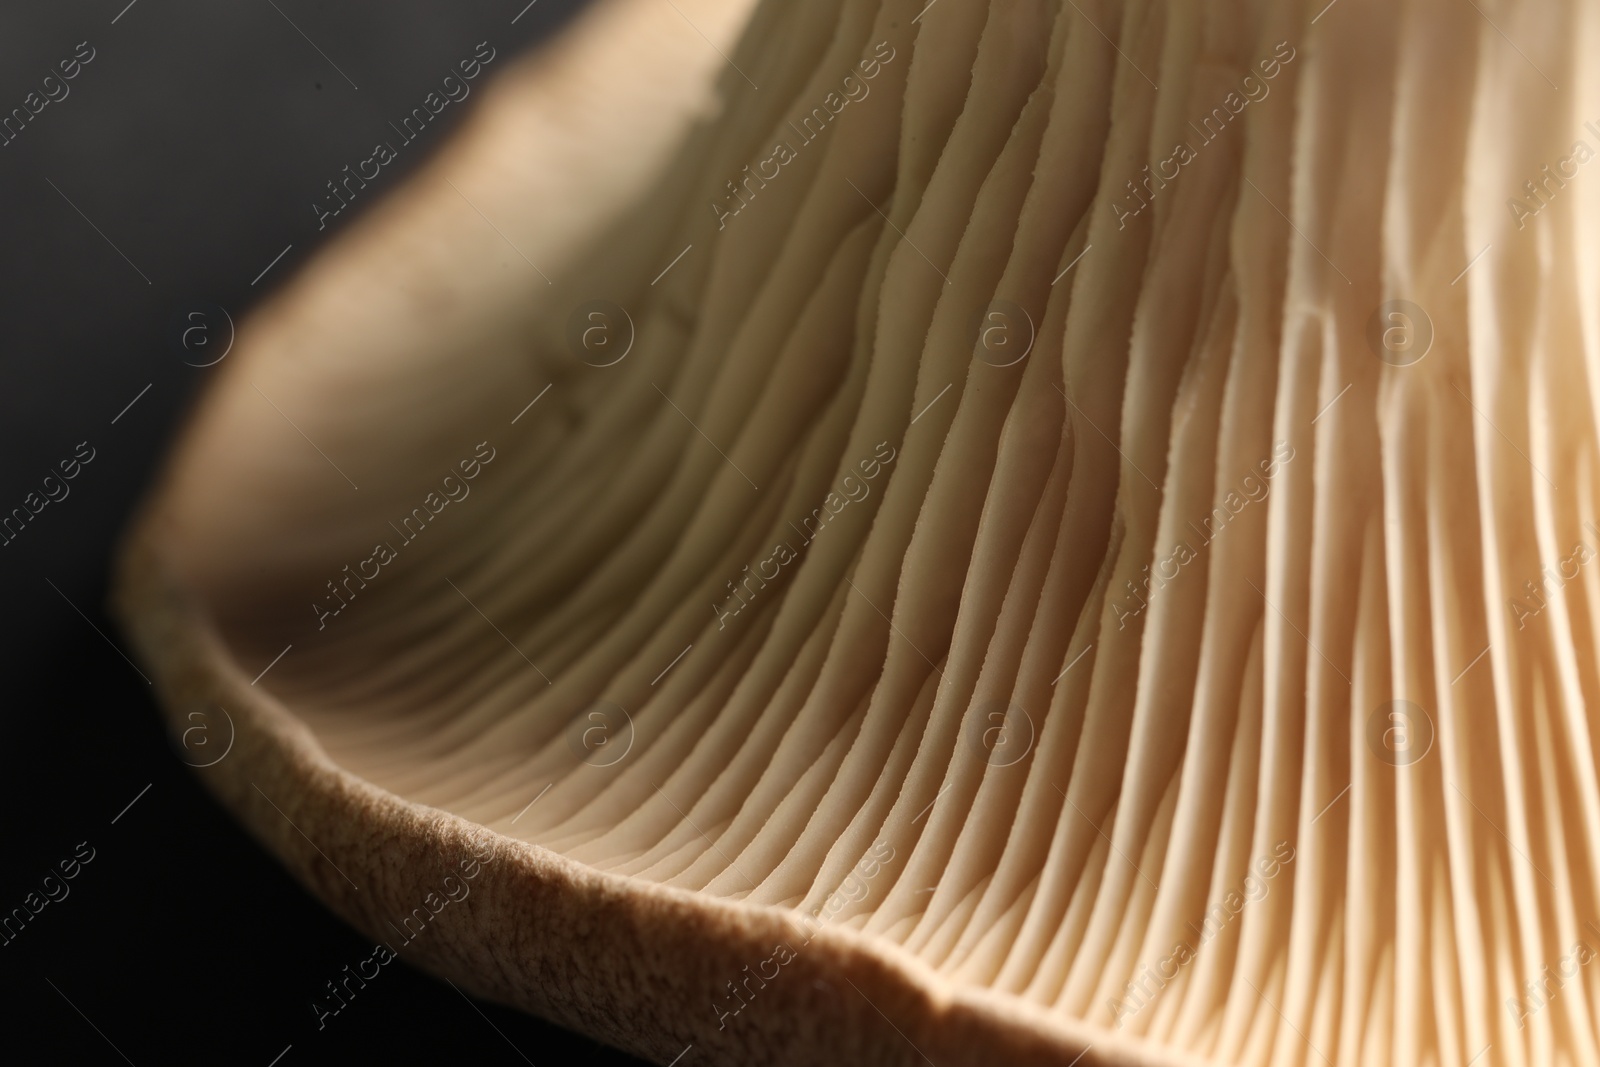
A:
0;3;649;1063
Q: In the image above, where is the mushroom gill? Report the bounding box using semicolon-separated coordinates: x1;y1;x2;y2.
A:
115;0;1600;1064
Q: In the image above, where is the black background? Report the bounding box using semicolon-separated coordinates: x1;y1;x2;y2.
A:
0;2;647;1063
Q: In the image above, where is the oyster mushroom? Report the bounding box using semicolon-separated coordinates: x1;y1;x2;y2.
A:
115;0;1600;1064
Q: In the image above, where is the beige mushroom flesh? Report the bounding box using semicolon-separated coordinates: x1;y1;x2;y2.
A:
116;0;1600;1064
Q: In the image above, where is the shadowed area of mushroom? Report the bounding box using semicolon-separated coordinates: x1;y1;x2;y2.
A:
116;0;1600;1064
